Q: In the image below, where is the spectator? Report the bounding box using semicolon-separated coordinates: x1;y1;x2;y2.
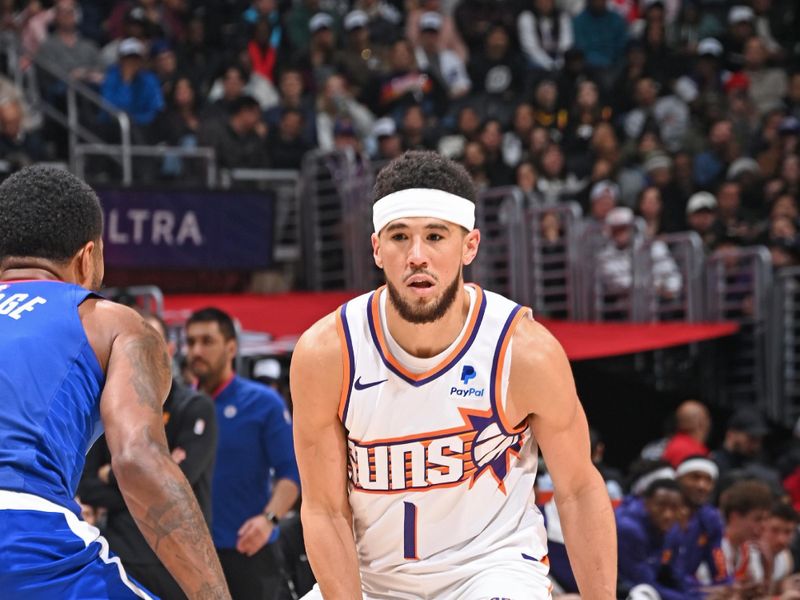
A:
79;312;217;600
36;0;104;92
266;108;312;170
723;5;756;72
352;0;403;51
467;24;526;123
538;143;585;205
716;179;754;242
315;74;374;152
247;17;280;84
597;206;683;300
589;179;620;222
517;0;574;73
712;407;781;488
720;479;773;589
785;72;800;120
399;104;434;151
662;400;712;467
503;102;536;169
285;0;332;53
624;77;691;153
616;478;686;600
297;13;338;90
744;37;788;118
100;7;152;69
405;0;467;62
437;104;480;159
761;503;799;590
152;76;201;178
198;95;269;170
264;68;316;146
478;118;513;186
175;12;221;98
370;116;402;161
151;41;178;99
461;140;489;190
636;185;667;237
185;308;300;600
412;12;470;100
204;63;249;120
572;0;629;88
100;37;164;135
0;99;46;168
335;10;385;101
670;456;731;592
531;78;568;133
694;119;737;188
686;191;720;250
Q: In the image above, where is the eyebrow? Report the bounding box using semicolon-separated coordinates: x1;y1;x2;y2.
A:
384;221;452;233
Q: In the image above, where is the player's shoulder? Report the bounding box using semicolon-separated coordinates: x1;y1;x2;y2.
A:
292;310;342;366
509;314;567;369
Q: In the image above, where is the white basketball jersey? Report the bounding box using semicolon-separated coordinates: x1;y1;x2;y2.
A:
336;284;549;596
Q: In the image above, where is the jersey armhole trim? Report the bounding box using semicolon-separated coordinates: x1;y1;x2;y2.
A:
336;303;355;424
491;305;531;436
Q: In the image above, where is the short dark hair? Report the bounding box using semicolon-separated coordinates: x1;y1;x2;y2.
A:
230;95;260;115
373;150;476;204
770;501;800;523
0;166;103;263
644;478;681;498
186;307;237;341
720;480;773;519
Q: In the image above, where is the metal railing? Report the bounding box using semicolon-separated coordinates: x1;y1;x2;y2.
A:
706;246;775;410
774;266;800;425
658;232;705;322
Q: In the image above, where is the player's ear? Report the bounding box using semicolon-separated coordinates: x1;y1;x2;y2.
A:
462;229;480;266
75;239;98;288
371;232;383;269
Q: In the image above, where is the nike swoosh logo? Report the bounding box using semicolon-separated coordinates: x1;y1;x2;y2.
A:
354;376;388;390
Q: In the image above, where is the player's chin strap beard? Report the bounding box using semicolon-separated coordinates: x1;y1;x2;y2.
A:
385;272;462;325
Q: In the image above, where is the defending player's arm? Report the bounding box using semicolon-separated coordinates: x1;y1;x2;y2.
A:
95;303;231;600
509;317;617;600
291;313;362;600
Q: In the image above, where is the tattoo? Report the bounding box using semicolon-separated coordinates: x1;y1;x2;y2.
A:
124;320;171;412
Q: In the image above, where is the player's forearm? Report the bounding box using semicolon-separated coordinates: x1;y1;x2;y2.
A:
556;471;617;600
301;505;362;600
114;449;231;600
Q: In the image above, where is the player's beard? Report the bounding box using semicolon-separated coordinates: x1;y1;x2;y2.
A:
386;269;462;325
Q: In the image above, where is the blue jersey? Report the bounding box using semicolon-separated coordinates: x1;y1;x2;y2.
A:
668;504;731;589
211;375;299;549
0;280;104;512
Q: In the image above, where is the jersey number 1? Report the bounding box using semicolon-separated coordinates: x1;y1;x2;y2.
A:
403;501;419;560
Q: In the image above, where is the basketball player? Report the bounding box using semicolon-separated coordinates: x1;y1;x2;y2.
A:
0;166;230;599
291;151;616;599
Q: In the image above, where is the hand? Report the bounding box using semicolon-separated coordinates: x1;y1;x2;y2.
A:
98;464;112;484
236;514;273;556
171;446;187;464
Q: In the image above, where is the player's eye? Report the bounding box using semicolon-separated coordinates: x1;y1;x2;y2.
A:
427;233;443;241
391;233;407;241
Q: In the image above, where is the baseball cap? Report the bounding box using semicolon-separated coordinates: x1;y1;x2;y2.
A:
605;206;634;227
727;407;768;437
644;152;673;174
309;12;334;33
674;76;699;103
686;191;717;214
118;37;146;58
253;358;281;381
344;10;368;32
697;38;723;57
590;180;620;202
419;11;443;32
126;6;147;25
372;117;397;138
727;157;761;180
728;5;754;24
334;119;356;137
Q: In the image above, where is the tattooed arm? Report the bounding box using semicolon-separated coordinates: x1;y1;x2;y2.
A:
88;302;230;600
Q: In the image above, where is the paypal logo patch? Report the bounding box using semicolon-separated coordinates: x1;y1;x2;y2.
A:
460;365;476;385
453;365;482;397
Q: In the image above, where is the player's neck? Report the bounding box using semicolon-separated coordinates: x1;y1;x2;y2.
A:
384;286;471;359
200;368;235;398
0;266;65;282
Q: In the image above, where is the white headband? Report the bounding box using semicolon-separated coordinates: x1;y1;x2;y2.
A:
632;466;675;495
676;458;719;481
372;188;475;233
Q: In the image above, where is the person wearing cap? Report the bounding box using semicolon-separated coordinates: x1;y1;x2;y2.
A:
369;116;402;160
597;206;682;303
616;478;687;600
589;179;620;222
334;10;385;99
100;36;164;134
720;479;773;589
411;11;470;100
405;0;468;62
712;407;782;489
291;150;617;599
723;5;755;72
667;456;732;592
296;12;338;90
662;401;712;468
686;191;720;251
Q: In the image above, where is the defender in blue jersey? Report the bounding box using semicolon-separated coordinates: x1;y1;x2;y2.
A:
0;166;230;600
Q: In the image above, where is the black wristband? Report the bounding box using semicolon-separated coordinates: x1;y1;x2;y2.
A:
262;510;279;525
